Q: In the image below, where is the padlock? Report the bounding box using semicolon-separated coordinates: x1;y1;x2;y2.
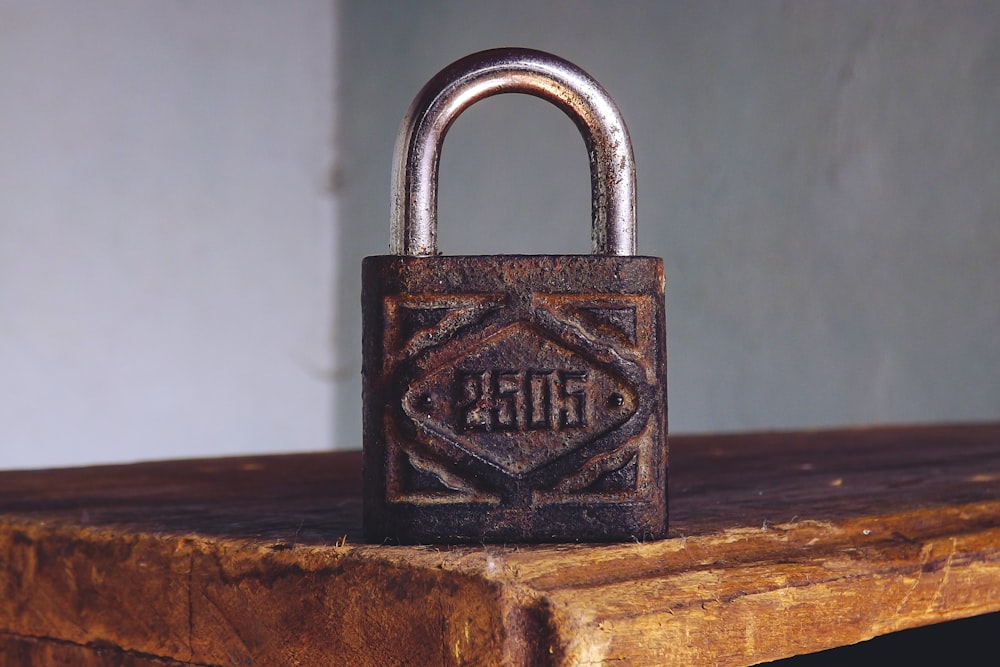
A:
362;48;667;543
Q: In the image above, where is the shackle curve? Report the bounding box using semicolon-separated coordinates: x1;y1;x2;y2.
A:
391;47;636;257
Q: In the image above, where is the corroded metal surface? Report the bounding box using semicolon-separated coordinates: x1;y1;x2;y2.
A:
362;255;667;543
363;48;666;543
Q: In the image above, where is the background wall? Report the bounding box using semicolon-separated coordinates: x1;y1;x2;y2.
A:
2;1;998;469
0;1;337;468
334;0;1000;446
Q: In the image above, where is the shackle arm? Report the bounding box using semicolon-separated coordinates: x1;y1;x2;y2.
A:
391;47;637;257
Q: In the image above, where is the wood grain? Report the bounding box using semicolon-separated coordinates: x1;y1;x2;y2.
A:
1;423;999;665
0;633;189;666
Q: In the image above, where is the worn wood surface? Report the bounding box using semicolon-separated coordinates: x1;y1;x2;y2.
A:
0;633;188;666
1;423;999;666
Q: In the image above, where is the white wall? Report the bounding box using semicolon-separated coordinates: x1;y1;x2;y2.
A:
0;1;337;468
3;1;998;470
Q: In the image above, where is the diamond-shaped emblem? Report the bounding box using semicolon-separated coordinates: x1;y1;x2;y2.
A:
402;322;638;476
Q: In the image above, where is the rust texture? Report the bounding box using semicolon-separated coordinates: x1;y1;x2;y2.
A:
362;254;667;543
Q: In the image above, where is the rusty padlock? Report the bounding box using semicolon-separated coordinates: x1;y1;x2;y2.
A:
362;48;667;543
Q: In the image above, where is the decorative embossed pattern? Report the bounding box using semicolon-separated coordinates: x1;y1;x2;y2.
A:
401;320;638;476
362;255;667;543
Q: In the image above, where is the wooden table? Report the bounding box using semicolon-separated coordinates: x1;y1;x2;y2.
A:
2;423;999;666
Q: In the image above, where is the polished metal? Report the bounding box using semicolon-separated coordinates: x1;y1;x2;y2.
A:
390;47;637;257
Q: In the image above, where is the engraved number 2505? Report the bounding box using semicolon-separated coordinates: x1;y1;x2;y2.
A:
456;369;587;433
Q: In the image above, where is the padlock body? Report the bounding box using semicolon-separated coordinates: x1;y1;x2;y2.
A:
362;255;667;543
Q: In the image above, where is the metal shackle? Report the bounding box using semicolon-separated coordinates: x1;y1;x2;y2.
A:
391;47;637;257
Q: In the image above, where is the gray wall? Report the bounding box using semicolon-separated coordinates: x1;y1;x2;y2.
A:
2;2;997;469
0;1;336;468
335;1;1000;443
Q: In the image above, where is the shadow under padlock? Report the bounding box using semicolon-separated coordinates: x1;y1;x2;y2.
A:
362;48;667;543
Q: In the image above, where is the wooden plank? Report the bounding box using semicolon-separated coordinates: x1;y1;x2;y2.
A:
1;423;999;666
0;633;190;666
